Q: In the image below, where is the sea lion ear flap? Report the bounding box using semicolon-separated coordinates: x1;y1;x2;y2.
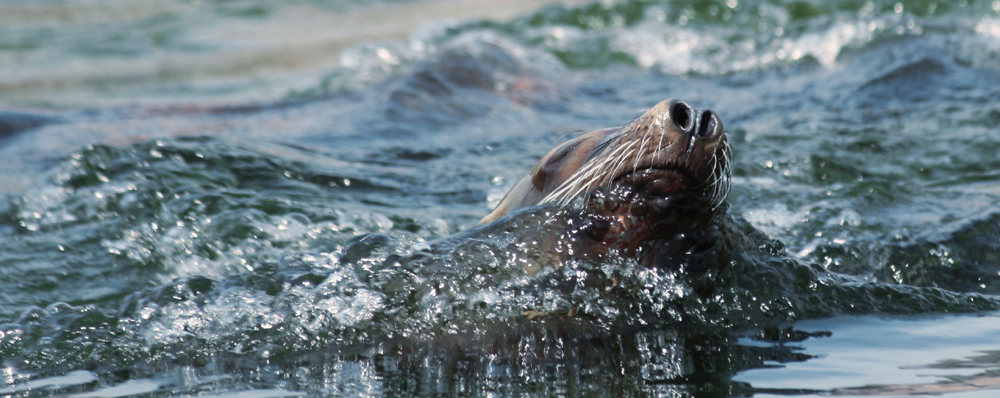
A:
533;137;586;192
531;163;548;191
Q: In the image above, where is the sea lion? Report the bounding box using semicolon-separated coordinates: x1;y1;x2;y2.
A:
479;99;731;275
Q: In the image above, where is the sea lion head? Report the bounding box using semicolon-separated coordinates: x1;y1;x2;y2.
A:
483;99;730;223
480;99;731;272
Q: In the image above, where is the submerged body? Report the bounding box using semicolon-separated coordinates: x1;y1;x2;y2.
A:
478;99;731;275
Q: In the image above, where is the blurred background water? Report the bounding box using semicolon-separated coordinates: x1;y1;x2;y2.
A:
2;0;1000;396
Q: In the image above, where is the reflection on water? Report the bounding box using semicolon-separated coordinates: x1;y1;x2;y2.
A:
10;314;996;396
739;314;1000;396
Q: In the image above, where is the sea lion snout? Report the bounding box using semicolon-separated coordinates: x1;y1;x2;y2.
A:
663;99;722;140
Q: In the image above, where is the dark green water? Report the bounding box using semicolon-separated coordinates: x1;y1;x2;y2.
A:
2;0;1000;396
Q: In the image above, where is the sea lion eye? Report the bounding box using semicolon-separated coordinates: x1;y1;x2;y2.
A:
547;141;580;165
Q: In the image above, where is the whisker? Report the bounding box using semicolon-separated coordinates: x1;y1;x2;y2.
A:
633;133;650;175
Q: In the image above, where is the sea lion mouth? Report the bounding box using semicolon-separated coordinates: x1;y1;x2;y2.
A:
614;167;695;198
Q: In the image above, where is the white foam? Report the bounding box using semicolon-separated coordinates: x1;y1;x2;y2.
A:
0;370;97;395
595;11;928;75
68;378;166;398
975;18;1000;38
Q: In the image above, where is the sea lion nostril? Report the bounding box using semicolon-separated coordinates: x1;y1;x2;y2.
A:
670;102;695;133
697;110;718;138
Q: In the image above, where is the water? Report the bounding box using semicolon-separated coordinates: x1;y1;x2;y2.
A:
2;0;1000;396
738;314;1000;396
